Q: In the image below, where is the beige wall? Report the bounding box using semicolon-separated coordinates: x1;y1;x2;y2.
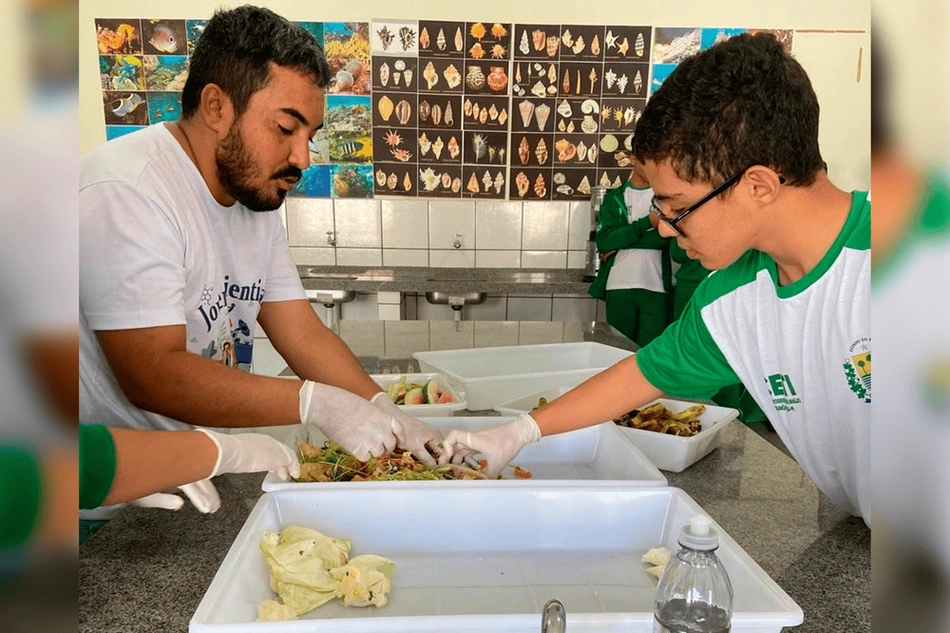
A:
80;0;870;189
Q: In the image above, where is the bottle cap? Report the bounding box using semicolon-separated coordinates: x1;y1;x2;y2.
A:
678;514;719;551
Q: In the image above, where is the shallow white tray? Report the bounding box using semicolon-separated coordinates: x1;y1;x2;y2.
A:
370;372;467;416
190;487;802;633
261;417;666;491
413;342;633;410
493;384;575;417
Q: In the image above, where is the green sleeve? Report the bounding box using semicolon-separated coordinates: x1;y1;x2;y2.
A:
595;188;669;252
0;446;42;549
79;424;117;510
637;281;740;399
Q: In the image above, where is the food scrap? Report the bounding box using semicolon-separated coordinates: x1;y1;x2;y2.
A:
614;403;705;437
642;545;673;581
385;376;454;405
257;525;395;620
296;441;488;481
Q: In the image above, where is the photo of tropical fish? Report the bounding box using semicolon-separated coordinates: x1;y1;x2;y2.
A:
652;28;701;64
142;19;187;55
308;129;330;164
186;20;208;55
330;165;374;198
106;125;146;142
295;22;325;47
700;28;747;50
329;132;372;164
292;165;332;198
147;92;182;124
747;29;793;53
326;95;372;131
102;91;148;126
323;22;370;64
328;59;371;95
99;55;145;91
144;55;189;91
96;19;142;55
650;63;677;95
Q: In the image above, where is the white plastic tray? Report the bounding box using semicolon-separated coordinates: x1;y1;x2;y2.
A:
413;342;633;410
614;399;740;473
494;385;576;417
261;417;666;491
370;372;467;416
190;487;803;633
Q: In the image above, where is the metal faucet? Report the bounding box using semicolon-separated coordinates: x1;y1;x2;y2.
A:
326;231;336;246
541;599;565;633
453;233;462;249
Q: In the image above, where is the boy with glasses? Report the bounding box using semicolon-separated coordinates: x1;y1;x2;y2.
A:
441;33;871;525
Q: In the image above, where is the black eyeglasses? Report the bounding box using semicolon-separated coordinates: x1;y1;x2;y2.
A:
650;167;765;238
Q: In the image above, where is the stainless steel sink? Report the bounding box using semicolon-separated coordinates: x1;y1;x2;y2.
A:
425;272;553;283
425;291;487;305
305;289;357;304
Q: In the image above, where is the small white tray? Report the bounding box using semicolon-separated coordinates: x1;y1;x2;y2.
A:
413;342;633;410
261;416;666;491
190;487;802;632
370;372;466;416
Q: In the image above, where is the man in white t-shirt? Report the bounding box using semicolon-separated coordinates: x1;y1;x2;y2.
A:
80;6;442;476
441;33;871;524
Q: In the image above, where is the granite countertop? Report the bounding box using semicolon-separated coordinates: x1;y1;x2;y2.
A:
299;265;593;295
78;322;870;633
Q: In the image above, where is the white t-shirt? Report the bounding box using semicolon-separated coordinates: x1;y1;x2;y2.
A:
606;185;666;293
79;123;305;431
639;191;871;523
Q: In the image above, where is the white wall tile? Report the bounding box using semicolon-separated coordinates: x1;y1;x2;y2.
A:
568;201;592;250
334;199;381;247
507;296;553;321
595;299;607;322
522;250;567;268
382;321;430;361
567;250;586;269
381;200;429;249
522;201;569;250
377;291;401;304
476;250;521;268
518;321;565;344
430;249;476;267
473;321;520;348
416;299;454;321
286;197;334;246
468;295;508;321
475;201;522;250
339;320;385;356
340;293;379;320
428;321;475;351
383;249;429;267
552;297;597;321
289;247;336;266
335;248;382;266
378;304;403;321
429;200;476;249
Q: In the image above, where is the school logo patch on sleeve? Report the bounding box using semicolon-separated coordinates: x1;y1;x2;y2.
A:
843;337;871;403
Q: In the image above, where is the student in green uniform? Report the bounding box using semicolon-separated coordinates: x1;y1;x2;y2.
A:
440;33;871;524
589;160;672;347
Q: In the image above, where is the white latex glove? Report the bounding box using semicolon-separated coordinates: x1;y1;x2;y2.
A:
194;428;300;480
299;381;397;461
370;392;444;467
131;479;221;514
438;413;542;479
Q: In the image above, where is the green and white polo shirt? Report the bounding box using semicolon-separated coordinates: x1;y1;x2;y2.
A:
638;191;871;522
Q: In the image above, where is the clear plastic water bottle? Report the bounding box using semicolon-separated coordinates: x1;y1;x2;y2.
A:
653;514;734;633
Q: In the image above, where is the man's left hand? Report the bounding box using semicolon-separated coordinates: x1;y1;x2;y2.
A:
371;393;444;466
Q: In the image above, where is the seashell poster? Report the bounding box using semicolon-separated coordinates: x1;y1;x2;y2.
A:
95;15;790;199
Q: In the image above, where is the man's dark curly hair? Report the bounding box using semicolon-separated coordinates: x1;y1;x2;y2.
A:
632;33;825;187
181;5;331;119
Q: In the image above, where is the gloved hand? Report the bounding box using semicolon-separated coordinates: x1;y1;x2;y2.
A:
131;479;221;513
438;413;542;479
370;392;444;467
299;381;397;461
194;428;300;480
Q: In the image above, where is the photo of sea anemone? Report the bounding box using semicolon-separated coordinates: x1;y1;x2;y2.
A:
328;58;371;95
100;55;145;91
296;22;325;48
186;20;208;55
147;92;182;124
292;165;332;198
700;28;747;50
330;165;373;198
96;19;142;55
324;22;370;65
144;55;189;91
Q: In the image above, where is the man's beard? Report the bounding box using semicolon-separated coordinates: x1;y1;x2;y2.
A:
215;123;301;212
